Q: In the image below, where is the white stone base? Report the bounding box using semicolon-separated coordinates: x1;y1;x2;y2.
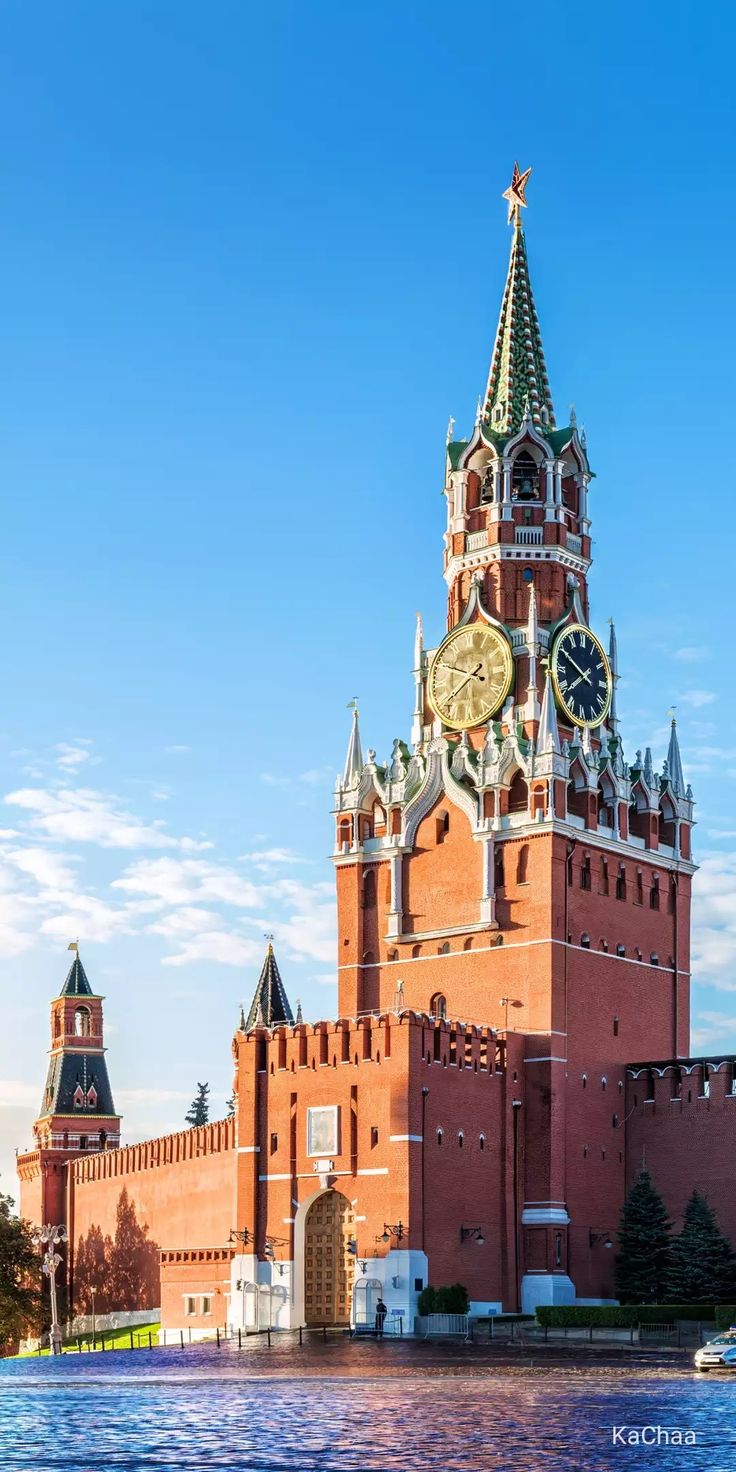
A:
469;1300;503;1317
520;1273;576;1315
226;1247;429;1334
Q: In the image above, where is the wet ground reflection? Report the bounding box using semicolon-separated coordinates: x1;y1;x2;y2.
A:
2;1336;735;1471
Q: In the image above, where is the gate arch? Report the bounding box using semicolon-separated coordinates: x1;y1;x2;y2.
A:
302;1189;356;1326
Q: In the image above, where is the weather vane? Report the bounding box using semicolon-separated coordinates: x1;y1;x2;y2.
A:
502;161;532;226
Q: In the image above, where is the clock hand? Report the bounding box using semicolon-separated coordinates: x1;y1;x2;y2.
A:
447;663;484;703
566;674;583;693
562;650;593;686
445;663;485;679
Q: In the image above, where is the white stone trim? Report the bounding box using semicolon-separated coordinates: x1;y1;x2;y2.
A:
521;1206;570;1225
237;1145;260;1153
389;1134;423;1142
339;936;690;977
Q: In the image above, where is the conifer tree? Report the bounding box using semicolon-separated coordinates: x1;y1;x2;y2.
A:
666;1191;736;1303
185;1082;210;1128
615;1168;672;1303
226;1092;235;1118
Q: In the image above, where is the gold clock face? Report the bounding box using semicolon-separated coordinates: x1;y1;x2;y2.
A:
551;622;612;728
428;622;514;731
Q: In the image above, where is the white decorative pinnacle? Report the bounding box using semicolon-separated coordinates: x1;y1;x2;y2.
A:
537;666;560;756
666;717;686;797
608;618;619;730
342;707;364;789
524;581;540;723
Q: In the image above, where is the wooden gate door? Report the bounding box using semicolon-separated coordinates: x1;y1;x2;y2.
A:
304;1190;355;1326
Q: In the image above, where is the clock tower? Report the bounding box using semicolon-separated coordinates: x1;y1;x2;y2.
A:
332;165;695;1307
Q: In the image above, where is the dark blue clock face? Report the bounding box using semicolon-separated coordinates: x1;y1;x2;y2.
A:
551;624;612;727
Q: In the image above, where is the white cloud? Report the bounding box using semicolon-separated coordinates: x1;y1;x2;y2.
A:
4;786;209;852
692;852;736;990
55;742;99;773
0;1079;40;1107
113;856;262;908
675;646;708;663
243;847;308;870
690;1011;736;1050
680;690;717;709
161;929;265;968
163;745;191;755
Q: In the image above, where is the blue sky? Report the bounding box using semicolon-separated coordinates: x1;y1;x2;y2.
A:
1;1;735;1194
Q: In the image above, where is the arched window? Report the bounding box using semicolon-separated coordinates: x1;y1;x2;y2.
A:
615;865;627;901
580;854;591;891
337;818;351;850
430;993;447;1020
494;847;505;889
362;870;376;909
517;844;529;883
650;875;660;911
479;1133;486;1151
435;809;450;845
508;772;528;815
438;941;450;955
436;1128;443;1146
616;943;626;957
580;933;590;948
650;952;659;966
373;804;387;837
54;1013;61;1039
457;1131;464;1148
74;1007;91;1038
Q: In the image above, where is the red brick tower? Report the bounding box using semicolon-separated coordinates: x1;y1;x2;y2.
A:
18;946;121;1232
332;164;695;1308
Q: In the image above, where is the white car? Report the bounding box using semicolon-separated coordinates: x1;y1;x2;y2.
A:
694;1330;736;1371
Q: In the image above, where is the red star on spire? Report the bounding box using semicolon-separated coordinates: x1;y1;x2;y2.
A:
502;161;532;225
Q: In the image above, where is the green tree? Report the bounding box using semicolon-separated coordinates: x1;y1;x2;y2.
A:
226;1092;236;1118
185;1082;210;1127
0;1192;42;1355
666;1191;736;1303
615;1168;672;1303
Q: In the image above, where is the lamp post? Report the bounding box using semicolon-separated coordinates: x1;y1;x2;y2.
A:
90;1283;97;1347
32;1223;67;1355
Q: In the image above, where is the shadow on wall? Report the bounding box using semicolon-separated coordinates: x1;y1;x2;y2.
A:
74;1187;160;1313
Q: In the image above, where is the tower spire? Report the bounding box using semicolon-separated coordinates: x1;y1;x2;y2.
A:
482;164;555;436
244;942;295;1031
342;702;363;788
666;716;686;796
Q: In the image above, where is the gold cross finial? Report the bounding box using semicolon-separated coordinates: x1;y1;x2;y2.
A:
502;161;532;226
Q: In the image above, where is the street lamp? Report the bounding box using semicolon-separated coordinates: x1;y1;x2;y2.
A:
380;1222;404;1244
32;1223;67;1355
460;1225;485;1245
90;1283;97;1347
499;997;523;1032
589;1230;613;1249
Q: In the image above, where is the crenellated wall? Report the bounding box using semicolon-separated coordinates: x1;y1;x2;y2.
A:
625;1058;736;1245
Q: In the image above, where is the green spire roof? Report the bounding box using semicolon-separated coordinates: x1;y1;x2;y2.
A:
60;951;95;997
482;221;555;437
244;943;294;1031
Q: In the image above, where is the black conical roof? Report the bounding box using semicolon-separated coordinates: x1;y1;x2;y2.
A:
244;944;294;1031
60;953;95;997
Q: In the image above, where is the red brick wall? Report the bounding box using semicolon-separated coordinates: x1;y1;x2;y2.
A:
626;1064;736;1245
